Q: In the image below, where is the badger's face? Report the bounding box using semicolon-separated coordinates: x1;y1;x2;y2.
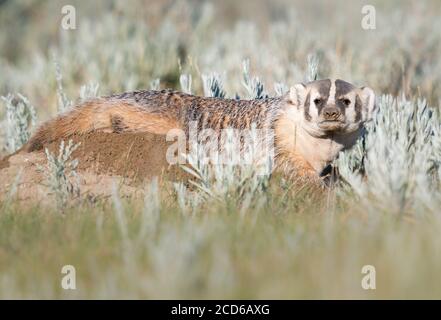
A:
288;79;376;137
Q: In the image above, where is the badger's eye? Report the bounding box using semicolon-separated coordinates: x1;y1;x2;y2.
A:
341;98;351;106
314;98;322;105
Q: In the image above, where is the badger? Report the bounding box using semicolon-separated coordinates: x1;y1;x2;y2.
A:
26;79;375;185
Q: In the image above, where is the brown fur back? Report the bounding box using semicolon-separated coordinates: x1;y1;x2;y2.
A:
27;90;282;151
27;97;180;152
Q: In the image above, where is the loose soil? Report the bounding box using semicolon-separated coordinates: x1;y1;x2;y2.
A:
0;131;187;205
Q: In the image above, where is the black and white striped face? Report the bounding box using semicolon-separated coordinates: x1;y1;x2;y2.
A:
288;79;376;136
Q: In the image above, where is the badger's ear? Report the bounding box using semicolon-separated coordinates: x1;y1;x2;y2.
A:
288;83;307;107
359;86;376;121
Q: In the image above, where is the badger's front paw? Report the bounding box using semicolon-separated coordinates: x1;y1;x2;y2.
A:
319;164;340;188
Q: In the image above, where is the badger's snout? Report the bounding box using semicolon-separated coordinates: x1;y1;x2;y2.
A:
322;106;342;121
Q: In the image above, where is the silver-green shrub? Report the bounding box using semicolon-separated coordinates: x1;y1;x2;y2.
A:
179;74;192;94
54;59;73;112
202;72;226;98
305;54;320;82
338;95;441;216
1;93;36;153
39;140;81;209
241;59;268;99
150;79;161;91
178;127;271;215
79;82;100;102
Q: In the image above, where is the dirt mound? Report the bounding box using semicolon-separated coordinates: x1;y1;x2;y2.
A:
0;131;188;205
44;131;184;181
0;154;11;170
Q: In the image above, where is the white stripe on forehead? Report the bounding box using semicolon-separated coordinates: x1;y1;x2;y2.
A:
328;78;336;104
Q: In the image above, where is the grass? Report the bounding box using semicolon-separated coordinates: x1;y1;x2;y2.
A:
1;0;441;299
2;182;441;299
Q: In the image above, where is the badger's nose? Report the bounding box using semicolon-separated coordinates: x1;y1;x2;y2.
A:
323;107;341;120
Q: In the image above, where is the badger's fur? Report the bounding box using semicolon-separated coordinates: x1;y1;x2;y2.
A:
26;79;375;184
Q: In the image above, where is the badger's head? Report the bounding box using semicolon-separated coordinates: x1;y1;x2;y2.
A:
287;79;376;137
